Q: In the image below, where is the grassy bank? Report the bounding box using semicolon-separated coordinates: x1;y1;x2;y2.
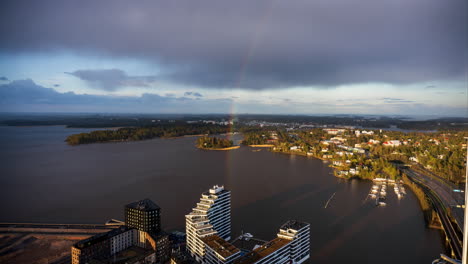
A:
401;173;437;226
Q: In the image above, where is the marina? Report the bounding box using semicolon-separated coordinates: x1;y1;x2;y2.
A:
368;178;406;206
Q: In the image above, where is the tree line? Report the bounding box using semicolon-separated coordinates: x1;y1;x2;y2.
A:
66;124;230;145
196;136;233;149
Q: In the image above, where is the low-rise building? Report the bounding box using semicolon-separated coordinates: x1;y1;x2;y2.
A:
333;161;344;166
383;140;401;147
72;199;170;264
361;130;374;135
323;128;346;135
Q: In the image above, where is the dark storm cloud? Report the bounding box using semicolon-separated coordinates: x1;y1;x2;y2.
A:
66;69;157;91
0;77;8;81
0;0;466;89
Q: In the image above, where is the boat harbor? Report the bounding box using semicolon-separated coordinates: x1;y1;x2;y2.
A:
368;178;406;207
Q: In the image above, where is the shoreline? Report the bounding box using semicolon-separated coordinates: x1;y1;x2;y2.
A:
197;146;240;151
248;144;274;147
67;133;208;145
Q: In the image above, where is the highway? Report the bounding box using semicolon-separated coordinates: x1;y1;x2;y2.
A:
401;166;463;260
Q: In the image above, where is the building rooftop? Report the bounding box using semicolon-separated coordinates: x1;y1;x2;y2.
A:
106;245;153;264
202;235;240;259
233;238;290;264
279;220;309;231
73;226;132;249
171;249;197;264
125;198;160;211
231;236;267;252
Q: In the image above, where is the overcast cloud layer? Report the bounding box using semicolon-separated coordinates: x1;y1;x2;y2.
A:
1;0;466;89
0;80;231;113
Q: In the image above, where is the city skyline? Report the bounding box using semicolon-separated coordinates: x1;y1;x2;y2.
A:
0;0;466;116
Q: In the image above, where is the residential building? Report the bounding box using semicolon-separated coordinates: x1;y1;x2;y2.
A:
361;130;374;135
383;140;401;147
323;128;346;135
110;226;135;255
202;235;241;264
72;199;170;264
333;161;344;166
234;221;310;264
72;226;130;264
186;185;232;262
277;221;311;264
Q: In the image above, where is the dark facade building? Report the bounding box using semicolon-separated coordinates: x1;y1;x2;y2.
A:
71;226;132;264
125;198;161;234
72;199;170;264
150;233;171;263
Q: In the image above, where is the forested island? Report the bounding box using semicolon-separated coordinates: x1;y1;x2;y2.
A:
196;136;237;150
65;124;230;145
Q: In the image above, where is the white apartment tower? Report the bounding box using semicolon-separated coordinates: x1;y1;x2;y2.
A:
186;185;232;262
235;220;310;264
277;221;310;264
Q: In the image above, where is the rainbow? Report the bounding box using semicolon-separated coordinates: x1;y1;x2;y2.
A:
223;0;278;187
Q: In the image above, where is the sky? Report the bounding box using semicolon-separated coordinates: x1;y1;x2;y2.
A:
0;0;466;116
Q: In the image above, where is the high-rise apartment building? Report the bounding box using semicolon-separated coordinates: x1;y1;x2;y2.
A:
186;185;231;262
234;221;310;264
202;235;241;264
277;221;311;264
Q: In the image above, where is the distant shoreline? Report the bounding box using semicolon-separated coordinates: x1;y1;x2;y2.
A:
248;144;274;147
197;146;240;151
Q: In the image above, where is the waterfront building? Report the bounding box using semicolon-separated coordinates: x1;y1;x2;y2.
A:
71;226;131;264
202;235;241;264
125;198;161;234
72;199;170;264
186;213;217;261
186;185;231;262
277;221;310;264
234;221;310;264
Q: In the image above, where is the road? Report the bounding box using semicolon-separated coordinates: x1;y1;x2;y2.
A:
401;165;464;230
399;165;463;259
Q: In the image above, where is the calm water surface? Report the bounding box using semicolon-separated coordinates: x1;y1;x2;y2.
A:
0;126;447;263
